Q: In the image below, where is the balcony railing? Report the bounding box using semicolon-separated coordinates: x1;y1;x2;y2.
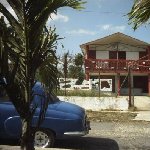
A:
85;59;150;73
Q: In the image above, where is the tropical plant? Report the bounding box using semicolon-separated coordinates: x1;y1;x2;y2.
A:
75;69;85;85
128;0;150;30
74;53;84;67
74;53;84;84
0;0;85;150
68;64;77;78
0;15;58;150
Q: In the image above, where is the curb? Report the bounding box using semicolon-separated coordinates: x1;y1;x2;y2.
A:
0;145;73;150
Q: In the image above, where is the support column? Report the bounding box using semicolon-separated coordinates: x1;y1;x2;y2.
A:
86;45;89;59
148;74;150;96
131;74;134;106
115;73;120;96
85;45;90;81
147;46;150;96
86;72;90;81
147;46;150;59
128;66;132;107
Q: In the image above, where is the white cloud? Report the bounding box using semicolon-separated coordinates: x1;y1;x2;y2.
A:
49;13;69;22
102;24;111;30
66;29;96;36
98;24;126;32
96;0;104;8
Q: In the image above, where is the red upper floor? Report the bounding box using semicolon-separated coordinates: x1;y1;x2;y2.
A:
80;33;150;74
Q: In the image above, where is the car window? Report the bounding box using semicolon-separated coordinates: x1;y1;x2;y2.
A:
49;93;60;103
0;86;9;102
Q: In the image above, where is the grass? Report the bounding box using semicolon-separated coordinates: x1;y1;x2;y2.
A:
86;110;138;122
56;89;117;97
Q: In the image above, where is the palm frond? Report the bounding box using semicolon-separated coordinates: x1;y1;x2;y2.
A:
28;0;85;53
128;0;150;30
0;3;23;39
0;1;85;148
6;0;23;23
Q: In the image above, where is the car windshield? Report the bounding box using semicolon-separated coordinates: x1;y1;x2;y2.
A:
0;82;60;103
49;93;60;103
0;86;9;102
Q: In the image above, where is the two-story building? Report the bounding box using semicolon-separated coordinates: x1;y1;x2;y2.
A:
80;32;150;96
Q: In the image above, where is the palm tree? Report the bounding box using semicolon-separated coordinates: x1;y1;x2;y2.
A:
0;14;58;150
128;0;150;30
0;0;85;150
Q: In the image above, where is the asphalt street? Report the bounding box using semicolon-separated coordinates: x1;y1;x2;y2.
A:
51;121;150;150
1;121;150;150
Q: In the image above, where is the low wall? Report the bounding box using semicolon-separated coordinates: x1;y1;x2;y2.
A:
58;96;129;111
134;96;150;110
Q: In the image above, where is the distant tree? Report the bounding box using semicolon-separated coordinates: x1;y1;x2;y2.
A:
68;65;77;78
63;52;69;80
61;52;73;95
75;68;85;85
128;0;150;30
67;53;85;84
58;52;73;78
74;53;84;67
63;52;69;96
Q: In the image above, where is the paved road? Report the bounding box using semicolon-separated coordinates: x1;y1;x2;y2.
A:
1;121;150;150
54;121;150;150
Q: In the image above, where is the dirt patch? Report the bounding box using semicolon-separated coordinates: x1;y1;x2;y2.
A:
86;110;137;122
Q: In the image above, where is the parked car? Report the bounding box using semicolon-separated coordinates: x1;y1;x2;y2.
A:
0;82;90;148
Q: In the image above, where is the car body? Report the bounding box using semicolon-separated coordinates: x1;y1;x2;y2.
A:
0;82;90;148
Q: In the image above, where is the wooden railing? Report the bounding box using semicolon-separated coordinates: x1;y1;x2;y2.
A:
84;59;150;73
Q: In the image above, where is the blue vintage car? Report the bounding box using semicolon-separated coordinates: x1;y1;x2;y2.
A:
0;82;90;148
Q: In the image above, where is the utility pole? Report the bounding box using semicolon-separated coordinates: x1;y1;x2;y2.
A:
128;65;132;107
98;67;101;98
96;61;101;98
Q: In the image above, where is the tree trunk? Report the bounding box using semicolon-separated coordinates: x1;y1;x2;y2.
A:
20;118;35;150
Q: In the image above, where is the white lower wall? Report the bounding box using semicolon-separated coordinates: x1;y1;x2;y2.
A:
134;96;150;110
58;96;129;111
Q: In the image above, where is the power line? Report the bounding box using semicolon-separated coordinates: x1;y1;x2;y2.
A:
82;10;127;15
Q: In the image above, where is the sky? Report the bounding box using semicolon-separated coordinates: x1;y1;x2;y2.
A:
1;0;150;56
47;0;150;56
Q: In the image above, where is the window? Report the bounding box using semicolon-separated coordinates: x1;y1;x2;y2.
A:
118;51;126;60
139;52;148;60
88;50;96;59
109;51;126;59
109;51;117;59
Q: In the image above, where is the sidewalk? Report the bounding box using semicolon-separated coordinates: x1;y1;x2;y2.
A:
133;111;150;121
0;145;73;150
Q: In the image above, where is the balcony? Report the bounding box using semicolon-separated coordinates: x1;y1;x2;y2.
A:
85;59;150;73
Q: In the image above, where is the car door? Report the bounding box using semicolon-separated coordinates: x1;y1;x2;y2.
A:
0;86;21;139
0;86;9;137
